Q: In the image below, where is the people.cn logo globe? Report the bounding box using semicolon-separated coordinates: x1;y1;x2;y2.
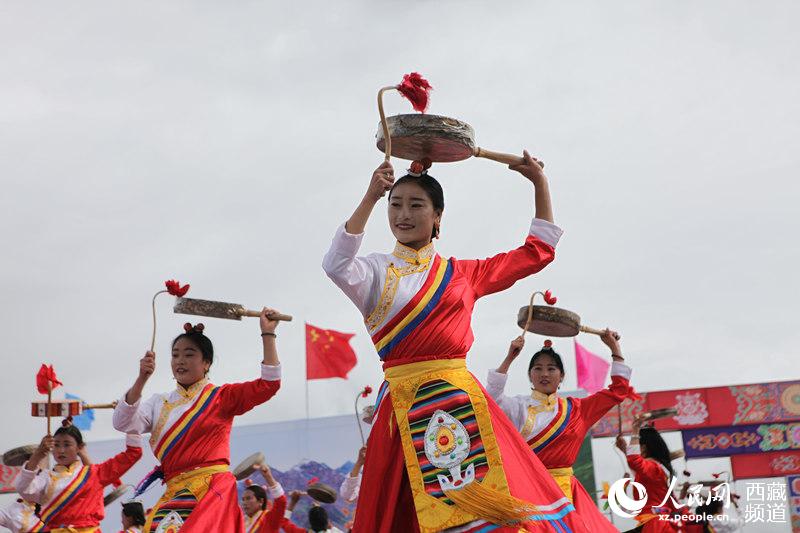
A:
607;478;649;518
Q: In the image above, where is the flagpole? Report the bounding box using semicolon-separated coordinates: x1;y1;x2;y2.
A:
305;377;310;420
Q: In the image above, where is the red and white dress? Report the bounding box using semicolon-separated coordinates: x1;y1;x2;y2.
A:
243;482;287;533
14;435;143;532
112;364;281;533
486;362;635;532
626;444;680;532
323;219;586;533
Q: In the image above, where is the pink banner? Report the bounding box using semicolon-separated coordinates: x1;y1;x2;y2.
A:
591;379;800;437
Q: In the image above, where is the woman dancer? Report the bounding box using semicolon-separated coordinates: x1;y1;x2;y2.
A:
120;502;146;532
241;464;287;533
15;423;142;532
112;309;283;532
323;154;583;532
616;421;680;532
486;331;635;532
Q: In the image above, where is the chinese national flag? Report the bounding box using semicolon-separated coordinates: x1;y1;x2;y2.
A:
305;324;357;380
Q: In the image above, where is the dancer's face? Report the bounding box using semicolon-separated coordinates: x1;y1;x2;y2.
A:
388;182;441;250
241;489;263;516
529;354;564;395
171;337;210;387
53;434;81;467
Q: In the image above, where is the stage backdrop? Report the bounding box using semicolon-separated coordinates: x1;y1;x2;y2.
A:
591;380;800;437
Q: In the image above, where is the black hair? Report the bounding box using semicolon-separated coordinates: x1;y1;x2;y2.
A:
122;501;146;526
388;174;445;240
527;346;565;376
245;485;268;510
53;425;84;447
308;506;329;532
172;324;214;366
639;426;675;480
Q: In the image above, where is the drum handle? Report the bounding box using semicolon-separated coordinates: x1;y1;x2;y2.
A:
520;290;544;339
237;309;293;322
378;86;397;162
578;325;605;336
82;402;117;410
473;147;524;166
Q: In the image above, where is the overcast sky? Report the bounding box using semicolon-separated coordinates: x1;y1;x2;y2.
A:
1;2;798;524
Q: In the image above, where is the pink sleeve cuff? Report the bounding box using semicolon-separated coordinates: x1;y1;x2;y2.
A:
611;361;632;380
261;364;282;381
530;218;563;248
268;482;284;499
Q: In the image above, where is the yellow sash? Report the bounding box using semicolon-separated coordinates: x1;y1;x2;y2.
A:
384;359;536;533
546;467;574;501
143;464;229;533
49;528;99;533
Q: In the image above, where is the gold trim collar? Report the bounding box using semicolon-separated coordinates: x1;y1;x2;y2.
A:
53;460;81;474
176;378;209;399
392;241;435;266
531;389;559;409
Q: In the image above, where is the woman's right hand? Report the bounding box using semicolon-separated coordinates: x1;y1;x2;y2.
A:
138;351;155;381
366;161;395;202
355;446;367;466
615;435;627;453
37;435;54;456
506;336;525;361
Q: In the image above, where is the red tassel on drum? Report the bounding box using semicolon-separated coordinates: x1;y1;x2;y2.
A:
36;364;62;394
397;72;433;113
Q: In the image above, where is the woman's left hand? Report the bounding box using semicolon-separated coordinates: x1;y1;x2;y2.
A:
260;307;280;335
615;435;628;453
509;150;546;186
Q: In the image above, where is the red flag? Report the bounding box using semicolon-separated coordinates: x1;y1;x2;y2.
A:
574;340;610;394
305;324;357;380
36;364;62;394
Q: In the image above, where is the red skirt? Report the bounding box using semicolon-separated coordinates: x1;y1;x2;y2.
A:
352;375;589;533
569;476;618;532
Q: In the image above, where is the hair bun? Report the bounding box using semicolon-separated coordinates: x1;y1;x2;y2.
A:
543;339;553;349
183;323;205;334
61;416;73;428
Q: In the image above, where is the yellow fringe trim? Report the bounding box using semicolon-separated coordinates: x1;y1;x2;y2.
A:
444;481;538;526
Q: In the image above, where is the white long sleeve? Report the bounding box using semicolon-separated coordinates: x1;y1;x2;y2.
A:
13;467;48;504
321;223;380;316
339;473;361;503
484;369;527;432
112;393;157;435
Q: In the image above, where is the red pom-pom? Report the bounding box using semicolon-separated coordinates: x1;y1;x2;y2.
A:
244;479;253;487
194;323;204;333
307;476;319;486
183;323;193;333
165;279;190;297
543;340;553;348
543;290;557;306
36;364;62;395
397;72;432;113
410;161;424;174
361;385;373;398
